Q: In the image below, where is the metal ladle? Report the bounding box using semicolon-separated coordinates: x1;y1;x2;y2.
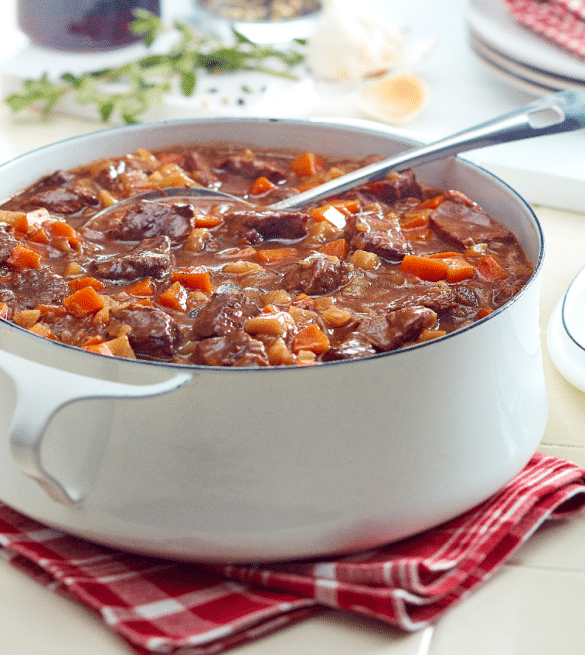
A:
88;89;585;221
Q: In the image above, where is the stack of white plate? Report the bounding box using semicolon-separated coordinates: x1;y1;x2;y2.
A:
466;0;585;95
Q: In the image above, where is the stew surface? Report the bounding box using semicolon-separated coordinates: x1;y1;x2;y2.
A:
0;144;534;367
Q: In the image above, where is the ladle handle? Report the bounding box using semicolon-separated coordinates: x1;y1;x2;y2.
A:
270;90;585;212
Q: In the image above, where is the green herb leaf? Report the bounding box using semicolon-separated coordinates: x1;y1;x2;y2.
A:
98;100;115;122
180;70;197;96
4;11;305;125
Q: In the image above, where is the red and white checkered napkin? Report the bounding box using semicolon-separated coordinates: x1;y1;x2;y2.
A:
504;0;585;59
0;451;584;654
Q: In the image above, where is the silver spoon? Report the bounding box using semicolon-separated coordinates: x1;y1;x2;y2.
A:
89;89;585;220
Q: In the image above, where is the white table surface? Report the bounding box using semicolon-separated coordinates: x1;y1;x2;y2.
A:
2;0;585;212
1;1;585;653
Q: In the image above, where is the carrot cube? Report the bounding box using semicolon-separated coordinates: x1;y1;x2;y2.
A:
257;248;297;264
6;243;42;270
400;255;448;282
292;324;330;355
319;239;349;260
63;286;106;318
172;268;211;293
291;152;324;177
125;277;155;296
475;254;508;281
250;176;276;195
158;281;187;311
68;276;104;292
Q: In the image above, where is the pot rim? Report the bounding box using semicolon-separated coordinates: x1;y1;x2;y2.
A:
0;116;545;374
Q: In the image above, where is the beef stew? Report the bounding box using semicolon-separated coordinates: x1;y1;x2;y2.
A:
0;144;534;366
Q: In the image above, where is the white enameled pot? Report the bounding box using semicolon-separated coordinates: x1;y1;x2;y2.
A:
0;119;546;563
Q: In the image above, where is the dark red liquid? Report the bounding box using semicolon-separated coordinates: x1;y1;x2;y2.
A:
19;0;160;52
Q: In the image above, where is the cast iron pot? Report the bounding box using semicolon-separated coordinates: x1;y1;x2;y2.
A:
0;118;547;562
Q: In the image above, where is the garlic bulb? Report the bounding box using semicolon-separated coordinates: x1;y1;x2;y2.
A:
306;0;404;81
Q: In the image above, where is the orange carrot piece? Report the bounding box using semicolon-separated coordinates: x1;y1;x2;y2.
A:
194;215;223;228
158;281;187;311
6;243;42;270
125;277;154;296
418;194;445;209
13;215;31;235
310;204;346;229
475;254;508;281
29;227;49;244
28;322;58;340
292;324;330;355
136;298;154;307
401;214;429;230
445;258;475;283
319;239;349;260
82;335;106;347
63;286;105;318
250;176;276;195
257;247;297;264
172;268;211;293
291;152;324;177
83;342;114;356
329;199;360;215
428;252;475;283
47;221;80;247
400;254;449;282
0;302;9;319
477;307;493;319
68;276;104;292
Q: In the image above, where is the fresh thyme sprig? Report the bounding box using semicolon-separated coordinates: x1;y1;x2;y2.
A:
4;10;306;125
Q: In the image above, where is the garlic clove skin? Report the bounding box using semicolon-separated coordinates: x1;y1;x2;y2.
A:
306;0;404;81
355;72;429;124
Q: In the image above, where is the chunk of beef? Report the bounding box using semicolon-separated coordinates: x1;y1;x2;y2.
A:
0;268;68;311
0;230;19;264
429;191;515;248
452;284;480;307
197;331;269;367
88;235;172;281
386;283;457;314
191;291;260;339
346;169;422;204
344;212;412;262
221;156;287;183
40;170;77;187
29;187;99;214
112;200;195;241
323;334;377;361
110;304;178;360
281;253;353;296
95;162;127;194
226;210;309;243
491;274;530;307
183;151;219;187
357;305;437;351
4;169;99;214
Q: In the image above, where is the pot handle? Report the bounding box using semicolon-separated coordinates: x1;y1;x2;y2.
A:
0;350;191;505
